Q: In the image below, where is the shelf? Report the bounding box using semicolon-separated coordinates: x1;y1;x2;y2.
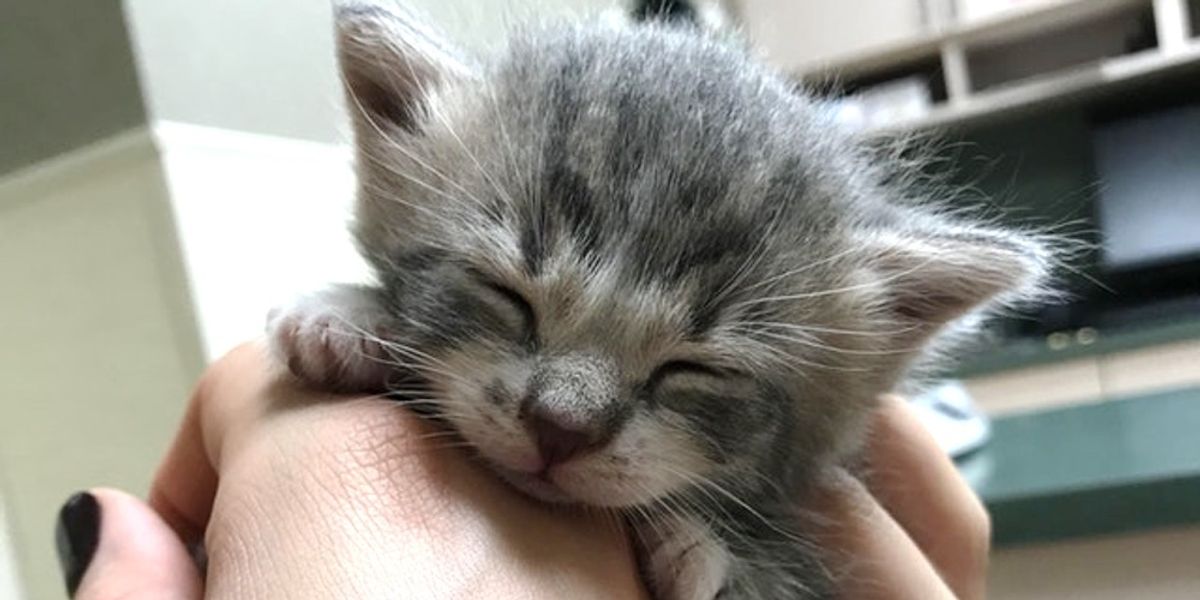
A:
944;0;1150;48
797;33;944;83
796;0;1152;80
871;42;1200;134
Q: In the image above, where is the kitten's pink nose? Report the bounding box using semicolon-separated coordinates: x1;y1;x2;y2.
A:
528;410;600;467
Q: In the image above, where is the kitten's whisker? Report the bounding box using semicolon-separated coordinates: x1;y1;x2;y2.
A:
342;78;500;228
357;148;451;203
730;254;944;310
732;338;866;374
341;73;473;215
484;76;528;195
736;245;862;296
624;488;673;548
657;475;805;566
728;326;919;357
398;53;517;213
733;320;920;338
309;319;477;387
703;214;782;312
664;466;810;548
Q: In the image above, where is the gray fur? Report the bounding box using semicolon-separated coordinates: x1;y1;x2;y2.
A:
268;2;1050;598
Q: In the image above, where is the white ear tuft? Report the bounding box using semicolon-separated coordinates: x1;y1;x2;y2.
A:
334;0;470;133
859;226;1050;328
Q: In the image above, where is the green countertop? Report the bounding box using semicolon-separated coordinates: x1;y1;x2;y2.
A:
953;318;1200;378
959;387;1200;546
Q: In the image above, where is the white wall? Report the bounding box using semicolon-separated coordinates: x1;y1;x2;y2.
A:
121;0;628;358
733;0;931;72
123;0;619;144
154;122;369;360
0;494;23;600
122;0;344;143
0;131;204;599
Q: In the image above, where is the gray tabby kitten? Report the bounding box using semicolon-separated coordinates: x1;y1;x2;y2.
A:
269;1;1049;598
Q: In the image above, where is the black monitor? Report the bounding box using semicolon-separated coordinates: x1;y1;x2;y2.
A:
1084;102;1200;329
1092;104;1200;273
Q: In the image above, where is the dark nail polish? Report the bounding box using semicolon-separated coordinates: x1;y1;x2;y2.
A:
55;492;100;597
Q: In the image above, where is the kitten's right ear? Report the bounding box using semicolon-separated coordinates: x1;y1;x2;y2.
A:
855;224;1052;339
335;1;470;133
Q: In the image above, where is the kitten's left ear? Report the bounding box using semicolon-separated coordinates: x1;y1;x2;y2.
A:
630;0;730;31
856;225;1051;335
632;0;699;24
334;1;471;133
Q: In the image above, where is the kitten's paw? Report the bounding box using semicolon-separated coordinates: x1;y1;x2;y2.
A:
637;517;730;600
266;286;393;392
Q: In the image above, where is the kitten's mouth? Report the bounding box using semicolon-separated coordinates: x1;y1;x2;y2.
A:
495;465;578;504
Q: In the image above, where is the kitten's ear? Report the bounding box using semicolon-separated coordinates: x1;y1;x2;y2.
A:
632;0;699;24
630;0;729;31
334;1;470;132
858;225;1050;332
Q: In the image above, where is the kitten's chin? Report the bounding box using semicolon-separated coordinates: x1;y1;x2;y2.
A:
493;463;659;509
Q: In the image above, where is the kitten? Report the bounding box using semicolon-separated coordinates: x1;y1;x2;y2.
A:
268;1;1049;598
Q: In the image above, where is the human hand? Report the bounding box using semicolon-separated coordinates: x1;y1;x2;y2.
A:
55;345;987;599
814;394;991;600
58;342;645;599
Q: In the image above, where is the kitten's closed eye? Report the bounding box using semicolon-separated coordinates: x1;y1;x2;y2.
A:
648;360;728;390
477;278;538;346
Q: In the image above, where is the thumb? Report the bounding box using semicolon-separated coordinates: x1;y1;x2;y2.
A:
55;489;202;599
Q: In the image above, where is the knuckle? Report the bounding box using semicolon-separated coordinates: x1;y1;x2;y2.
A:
961;498;993;572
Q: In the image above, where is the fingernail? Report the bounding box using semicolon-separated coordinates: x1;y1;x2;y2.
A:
55;492;101;597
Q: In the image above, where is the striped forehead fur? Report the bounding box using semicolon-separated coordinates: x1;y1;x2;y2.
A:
356;23;873;330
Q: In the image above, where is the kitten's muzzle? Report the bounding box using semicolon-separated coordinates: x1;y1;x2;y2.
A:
519;354;625;469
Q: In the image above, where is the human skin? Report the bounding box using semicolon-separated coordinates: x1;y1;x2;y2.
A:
60;342;989;599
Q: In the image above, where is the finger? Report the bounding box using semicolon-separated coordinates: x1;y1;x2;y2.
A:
57;488;203;600
865;395;991;600
148;342;278;545
148;385;216;545
811;473;956;600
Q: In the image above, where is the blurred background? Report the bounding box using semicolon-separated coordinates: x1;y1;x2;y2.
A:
1;0;1197;597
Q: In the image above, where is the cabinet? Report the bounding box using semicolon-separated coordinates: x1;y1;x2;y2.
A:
734;0;1200;132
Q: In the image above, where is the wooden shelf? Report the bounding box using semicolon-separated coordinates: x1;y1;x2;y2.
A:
759;0;1198;133
796;0;1153;80
872;42;1200;134
945;0;1150;48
